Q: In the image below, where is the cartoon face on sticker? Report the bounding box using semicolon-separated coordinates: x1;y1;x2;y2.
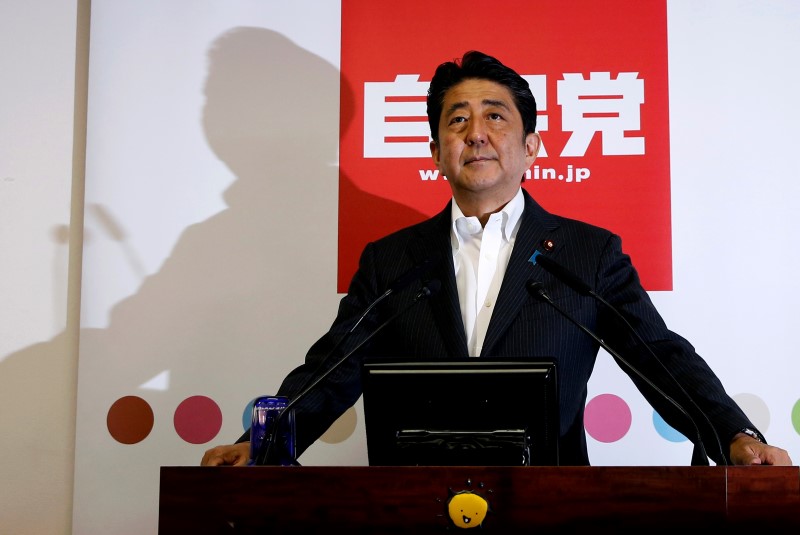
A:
447;490;489;529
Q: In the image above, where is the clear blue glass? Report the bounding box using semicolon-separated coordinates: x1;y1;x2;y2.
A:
248;395;296;466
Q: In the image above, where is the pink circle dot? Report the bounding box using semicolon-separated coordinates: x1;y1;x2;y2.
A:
584;393;632;443
173;395;222;444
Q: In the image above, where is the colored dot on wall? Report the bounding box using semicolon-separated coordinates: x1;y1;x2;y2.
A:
732;393;770;432
584;393;631;443
242;399;256;431
652;411;687;443
174;395;223;444
107;396;154;445
792;399;800;435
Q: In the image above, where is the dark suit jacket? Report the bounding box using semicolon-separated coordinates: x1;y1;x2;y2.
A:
268;188;756;465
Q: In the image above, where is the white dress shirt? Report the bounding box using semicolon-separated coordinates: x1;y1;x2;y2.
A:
451;188;524;357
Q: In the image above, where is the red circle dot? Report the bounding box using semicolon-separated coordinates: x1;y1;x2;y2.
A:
107;396;154;444
174;395;222;444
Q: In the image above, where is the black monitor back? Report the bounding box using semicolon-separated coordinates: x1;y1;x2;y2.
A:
362;358;559;466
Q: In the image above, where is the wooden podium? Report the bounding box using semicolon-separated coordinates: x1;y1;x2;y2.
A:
159;465;799;533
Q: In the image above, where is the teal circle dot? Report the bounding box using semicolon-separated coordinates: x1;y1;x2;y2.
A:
653;410;687;442
242;398;256;430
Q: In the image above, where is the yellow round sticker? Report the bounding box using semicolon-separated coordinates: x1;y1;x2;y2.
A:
448;491;489;529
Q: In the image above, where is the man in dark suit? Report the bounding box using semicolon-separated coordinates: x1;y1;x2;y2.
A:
202;50;791;467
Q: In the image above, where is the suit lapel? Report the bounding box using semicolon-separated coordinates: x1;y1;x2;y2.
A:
407;203;470;359
480;189;561;357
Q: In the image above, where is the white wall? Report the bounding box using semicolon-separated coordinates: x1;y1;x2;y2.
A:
1;2;798;534
0;1;85;534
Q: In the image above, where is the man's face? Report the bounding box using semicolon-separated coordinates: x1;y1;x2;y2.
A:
430;79;539;209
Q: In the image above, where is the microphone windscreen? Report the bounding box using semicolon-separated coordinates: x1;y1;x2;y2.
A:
424;279;442;297
525;280;545;298
389;259;435;293
535;255;593;296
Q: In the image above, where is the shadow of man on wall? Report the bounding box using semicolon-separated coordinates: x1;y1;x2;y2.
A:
1;26;428;534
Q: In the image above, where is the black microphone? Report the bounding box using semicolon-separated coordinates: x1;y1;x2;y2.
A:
525;280;712;466
533;254;593;296
347;258;437;336
283;259;437;399
254;279;442;465
530;254;727;465
247;260;435;464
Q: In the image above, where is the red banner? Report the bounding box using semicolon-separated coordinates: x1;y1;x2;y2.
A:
339;0;671;292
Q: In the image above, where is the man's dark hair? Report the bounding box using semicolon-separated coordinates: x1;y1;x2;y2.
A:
426;50;538;144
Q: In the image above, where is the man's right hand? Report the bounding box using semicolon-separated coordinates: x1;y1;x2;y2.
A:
201;442;251;466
